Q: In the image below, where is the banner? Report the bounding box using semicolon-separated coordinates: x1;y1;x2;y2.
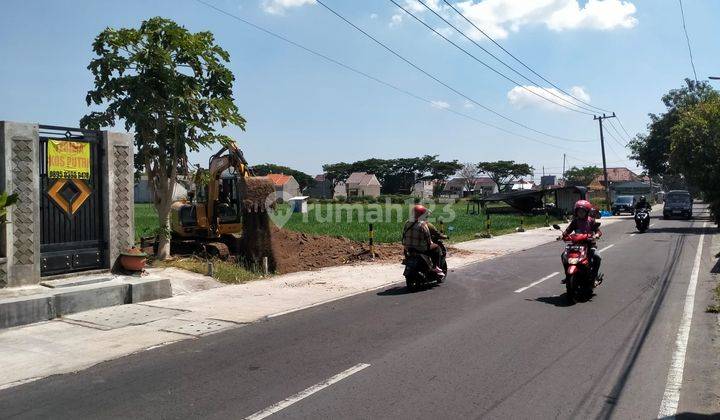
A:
48;140;91;179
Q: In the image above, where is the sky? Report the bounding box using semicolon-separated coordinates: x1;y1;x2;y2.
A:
1;0;719;181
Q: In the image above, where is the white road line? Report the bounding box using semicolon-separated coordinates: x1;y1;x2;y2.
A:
598;244;615;253
658;222;707;418
649;223;656;228
245;363;371;420
514;272;560;293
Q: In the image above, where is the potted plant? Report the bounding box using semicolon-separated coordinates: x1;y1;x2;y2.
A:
120;246;148;272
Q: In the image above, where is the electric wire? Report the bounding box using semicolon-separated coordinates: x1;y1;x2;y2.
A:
192;0;584;152
400;0;596;115
441;0;612;114
315;0;594;143
678;0;698;83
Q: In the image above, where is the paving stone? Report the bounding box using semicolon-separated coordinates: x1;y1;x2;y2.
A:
146;318;237;337
63;304;186;330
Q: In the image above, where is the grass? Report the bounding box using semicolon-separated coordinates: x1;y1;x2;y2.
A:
281;202;561;244
152;257;263;284
706;275;720;313
134;201;562;245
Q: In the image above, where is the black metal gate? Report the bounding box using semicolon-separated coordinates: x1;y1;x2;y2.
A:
39;125;106;276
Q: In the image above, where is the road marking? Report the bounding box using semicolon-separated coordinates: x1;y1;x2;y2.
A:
649;223;656;228
630;233;637;237
245;363;371;420
514;272;560;293
598;244;615;253
658;222;707;418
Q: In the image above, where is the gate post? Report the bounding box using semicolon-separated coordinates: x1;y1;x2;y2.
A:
101;131;135;271
0;121;42;287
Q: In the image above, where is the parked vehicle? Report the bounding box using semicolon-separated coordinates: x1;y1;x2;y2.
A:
635;208;650;232
663;190;693;219
612;195;635;215
402;235;447;291
553;224;601;303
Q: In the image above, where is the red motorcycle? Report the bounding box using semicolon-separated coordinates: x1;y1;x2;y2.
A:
553;224;601;303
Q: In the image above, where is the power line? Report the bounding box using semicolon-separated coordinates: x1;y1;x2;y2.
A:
399;0;596;115
605;119;629;147
614;116;635;141
315;0;594;143
678;0;698;83
192;0;585;153
440;0;612;114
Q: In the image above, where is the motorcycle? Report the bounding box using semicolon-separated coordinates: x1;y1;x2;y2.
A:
553;224;601;303
402;233;448;291
634;208;650;233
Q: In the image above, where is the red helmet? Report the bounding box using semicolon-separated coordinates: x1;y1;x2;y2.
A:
413;204;429;219
574;199;593;215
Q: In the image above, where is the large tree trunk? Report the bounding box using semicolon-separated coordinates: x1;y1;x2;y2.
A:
150;168;177;261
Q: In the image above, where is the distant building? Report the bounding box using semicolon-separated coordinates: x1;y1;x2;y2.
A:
511;179;536;191
440;177;497;197
305;174;334;199
345;172;381;197
265;173;301;199
412;180;435;198
333;182;347;198
540;175;557;189
589;167;640;190
134;175;188;203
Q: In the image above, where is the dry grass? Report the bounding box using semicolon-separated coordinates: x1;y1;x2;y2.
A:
152;257;264;284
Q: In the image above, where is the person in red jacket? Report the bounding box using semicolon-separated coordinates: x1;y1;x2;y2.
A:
563;200;603;282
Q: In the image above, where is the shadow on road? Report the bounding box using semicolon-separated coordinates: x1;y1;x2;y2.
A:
377;284;438;296
532;295;573;307
663;413;720;419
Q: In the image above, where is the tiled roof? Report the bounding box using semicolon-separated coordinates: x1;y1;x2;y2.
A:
265;173;292;186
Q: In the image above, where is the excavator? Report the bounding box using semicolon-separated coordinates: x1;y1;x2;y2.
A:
169;142;273;259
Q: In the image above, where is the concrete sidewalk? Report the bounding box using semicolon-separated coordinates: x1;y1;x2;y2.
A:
0;217;625;390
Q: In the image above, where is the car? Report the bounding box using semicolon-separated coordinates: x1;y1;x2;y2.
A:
663;190;693;219
611;195;635;215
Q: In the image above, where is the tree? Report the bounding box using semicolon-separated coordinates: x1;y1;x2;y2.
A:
629;79;718;177
669;96;720;222
477;160;533;192
251;163;314;190
564;166;602;187
458;162;479;194
322;162;352;186
80;17;246;259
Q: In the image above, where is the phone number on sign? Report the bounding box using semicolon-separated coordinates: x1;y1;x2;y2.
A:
49;171;91;179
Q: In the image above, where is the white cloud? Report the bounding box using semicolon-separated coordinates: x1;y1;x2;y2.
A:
389;13;403;27
399;0;637;40
262;0;316;15
507;85;590;112
431;100;451;109
370;13;379;20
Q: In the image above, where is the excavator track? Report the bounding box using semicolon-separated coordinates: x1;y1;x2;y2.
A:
204;242;230;260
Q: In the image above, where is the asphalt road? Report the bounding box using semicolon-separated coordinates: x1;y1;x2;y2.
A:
1;205;717;419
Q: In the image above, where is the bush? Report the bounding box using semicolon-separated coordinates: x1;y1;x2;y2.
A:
335;195;347;203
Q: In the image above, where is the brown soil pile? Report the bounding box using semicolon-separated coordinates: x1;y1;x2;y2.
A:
241;177;275;211
270;227;405;274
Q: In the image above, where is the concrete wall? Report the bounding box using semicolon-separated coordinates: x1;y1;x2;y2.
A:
0;122;135;288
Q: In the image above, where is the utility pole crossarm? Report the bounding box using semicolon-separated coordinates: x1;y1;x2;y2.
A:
593;113;616;210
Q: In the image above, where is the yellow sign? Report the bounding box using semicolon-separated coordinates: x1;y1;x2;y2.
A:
48;140;91;179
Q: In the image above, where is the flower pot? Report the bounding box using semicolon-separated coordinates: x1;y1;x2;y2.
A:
120;247;148;272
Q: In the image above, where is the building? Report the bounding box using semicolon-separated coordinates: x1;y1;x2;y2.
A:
589;167;640;190
134;175;188;203
412;180;435;198
305;174;334;199
345;172;381;197
440;177;498;197
511;179;536;191
265;173;301;199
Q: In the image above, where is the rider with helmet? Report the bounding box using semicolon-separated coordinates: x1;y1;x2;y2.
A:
563;200;603;282
634;195;652;213
402;204;445;277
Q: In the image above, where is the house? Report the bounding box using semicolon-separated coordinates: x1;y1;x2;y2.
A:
345;172;381;197
134;175;188;203
265;173;301;199
305;174;334;199
609;180;652;202
412;180;435;199
589;167;640;190
333;182;347;198
440;177;498;197
511;179;536;191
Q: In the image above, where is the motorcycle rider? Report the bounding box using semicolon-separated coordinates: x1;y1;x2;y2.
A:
562;200;603;282
634;195;652;213
402;204;445;277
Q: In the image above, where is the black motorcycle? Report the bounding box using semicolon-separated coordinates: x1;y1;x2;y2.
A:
634;208;650;233
402;235;448;291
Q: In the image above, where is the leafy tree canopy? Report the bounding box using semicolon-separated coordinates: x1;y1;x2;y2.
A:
564;166;602;187
477;160;533;192
251;163;315;190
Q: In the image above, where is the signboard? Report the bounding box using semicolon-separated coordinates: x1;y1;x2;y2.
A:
48;140;91;179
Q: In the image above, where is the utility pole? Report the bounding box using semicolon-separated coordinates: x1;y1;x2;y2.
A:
594;113;616;209
562;153;566;181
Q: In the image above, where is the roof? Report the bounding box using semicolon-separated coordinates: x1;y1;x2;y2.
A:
314;174;327;182
478;186;587;213
265;174;293;186
346;172;380;186
593;167;640;183
445;177;494;190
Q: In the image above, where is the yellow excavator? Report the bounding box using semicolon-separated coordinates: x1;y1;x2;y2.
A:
169;142;271;259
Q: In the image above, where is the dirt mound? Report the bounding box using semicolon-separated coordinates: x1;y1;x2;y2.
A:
270;227;404;274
